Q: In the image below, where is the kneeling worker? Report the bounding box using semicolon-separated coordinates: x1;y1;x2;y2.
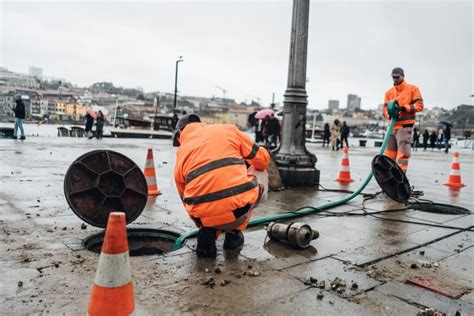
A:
173;114;270;258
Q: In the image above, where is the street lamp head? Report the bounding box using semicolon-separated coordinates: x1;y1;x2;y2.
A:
178;56;184;62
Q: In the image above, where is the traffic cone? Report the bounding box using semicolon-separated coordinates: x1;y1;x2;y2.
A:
336;147;354;183
444;152;465;188
88;212;135;316
144;148;161;195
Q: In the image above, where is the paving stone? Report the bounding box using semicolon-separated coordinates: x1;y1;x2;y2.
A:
353;289;422;315
255;286;375;315
377;281;474;315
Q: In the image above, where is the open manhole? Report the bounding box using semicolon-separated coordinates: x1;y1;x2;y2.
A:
84;228;183;256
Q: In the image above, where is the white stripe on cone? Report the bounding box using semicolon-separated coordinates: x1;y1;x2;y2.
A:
449;169;461;176
145;159;155;168
146;175;157;186
94;252;132;288
340;165;350;172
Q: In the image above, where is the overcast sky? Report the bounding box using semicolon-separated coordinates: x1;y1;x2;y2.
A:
1;1;472;109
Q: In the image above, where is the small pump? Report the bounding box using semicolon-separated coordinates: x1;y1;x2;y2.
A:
266;222;319;249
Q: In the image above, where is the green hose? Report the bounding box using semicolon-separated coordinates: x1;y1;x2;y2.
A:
172;102;399;250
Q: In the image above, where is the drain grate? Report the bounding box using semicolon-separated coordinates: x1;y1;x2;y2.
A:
83;228;183;256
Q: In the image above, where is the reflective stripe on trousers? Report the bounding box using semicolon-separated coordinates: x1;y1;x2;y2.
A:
384;126;413;172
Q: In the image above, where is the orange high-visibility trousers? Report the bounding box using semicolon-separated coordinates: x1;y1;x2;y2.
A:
384;126;413;172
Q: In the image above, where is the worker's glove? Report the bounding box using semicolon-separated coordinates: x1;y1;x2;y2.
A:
399;106;407;113
387;100;400;119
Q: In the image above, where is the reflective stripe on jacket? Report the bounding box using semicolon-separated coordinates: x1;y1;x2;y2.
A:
174;123;270;227
383;81;423;130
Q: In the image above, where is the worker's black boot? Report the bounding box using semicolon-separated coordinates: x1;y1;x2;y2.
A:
223;230;244;250
196;227;217;258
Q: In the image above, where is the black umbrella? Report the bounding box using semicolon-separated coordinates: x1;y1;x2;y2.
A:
438;121;453;128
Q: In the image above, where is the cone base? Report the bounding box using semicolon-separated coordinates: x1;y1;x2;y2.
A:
148;189;162;196
336;178;353;183
444;182;465;188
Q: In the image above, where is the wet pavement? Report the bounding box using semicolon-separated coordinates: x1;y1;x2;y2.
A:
0;135;473;315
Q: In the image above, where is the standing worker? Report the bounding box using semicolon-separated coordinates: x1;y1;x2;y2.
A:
12;95;26;140
383;67;424;172
173;114;270;258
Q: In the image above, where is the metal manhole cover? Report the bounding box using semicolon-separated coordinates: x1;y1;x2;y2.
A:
64;150;148;228
372;154;411;203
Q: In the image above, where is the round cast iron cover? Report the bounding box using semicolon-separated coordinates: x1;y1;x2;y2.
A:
64;150;148;228
371;154;411;203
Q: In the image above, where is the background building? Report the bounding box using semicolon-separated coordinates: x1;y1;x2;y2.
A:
347;94;361;110
0;67;40;89
28;66;43;79
328;99;339;111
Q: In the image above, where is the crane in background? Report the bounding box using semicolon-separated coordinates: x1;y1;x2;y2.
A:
216;85;228;105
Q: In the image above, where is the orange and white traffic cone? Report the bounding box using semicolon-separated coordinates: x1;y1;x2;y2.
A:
336;147;354;183
444;152;465;188
88;212;135;316
144;148;161;196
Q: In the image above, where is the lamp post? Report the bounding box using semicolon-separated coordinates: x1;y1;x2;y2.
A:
173;56;184;110
273;0;320;187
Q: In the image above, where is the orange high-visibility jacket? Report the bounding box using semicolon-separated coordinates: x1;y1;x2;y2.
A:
174;122;270;227
383;81;424;129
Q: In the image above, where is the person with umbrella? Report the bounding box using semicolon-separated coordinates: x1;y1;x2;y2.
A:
85;107;97;139
255;109;275;145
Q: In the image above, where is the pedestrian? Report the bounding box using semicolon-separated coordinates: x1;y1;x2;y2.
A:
96;111;105;140
171;113;179;130
172;114;270;258
412;127;419;151
340;121;350;148
322;123;330;147
444;124;451;154
12;95;26;140
262;116;271;146
268;116;280;147
429;131;437;151
255;119;264;143
85;111;95;139
383;67;424;172
437;128;444;150
330;119;341;151
422;129;429;151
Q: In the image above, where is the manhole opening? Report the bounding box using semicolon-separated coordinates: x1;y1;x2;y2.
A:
83;228;183;256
